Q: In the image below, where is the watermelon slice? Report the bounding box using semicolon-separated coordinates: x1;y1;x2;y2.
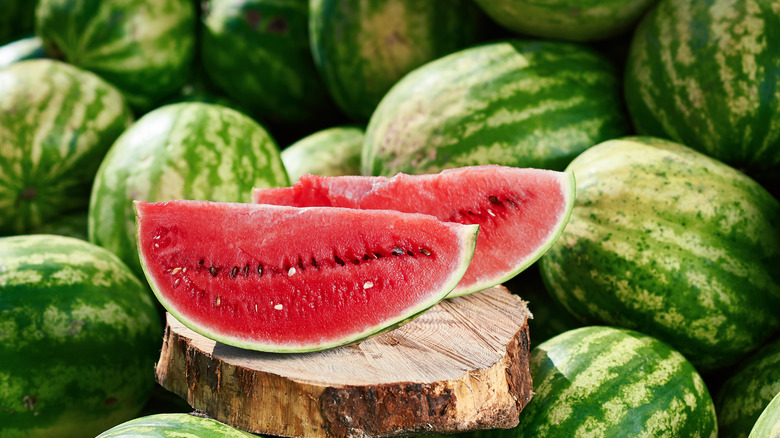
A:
135;200;478;353
252;165;575;296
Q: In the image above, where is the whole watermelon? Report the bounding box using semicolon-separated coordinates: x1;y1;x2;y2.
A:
88;102;289;279
281;125;364;180
97;413;257;437
35;0;196;111
539;136;780;371
362;39;629;176
482;326;717;437
625;0;780;174
0;59;132;236
716;336;780;438
0;235;162;438
472;0;658;42
201;0;337;126
309;0;488;122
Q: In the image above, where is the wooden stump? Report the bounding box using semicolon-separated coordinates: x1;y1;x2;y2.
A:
155;286;533;438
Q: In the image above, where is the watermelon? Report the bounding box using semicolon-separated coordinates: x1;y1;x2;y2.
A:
488;326;717;437
201;0;338;126
539;136;780;371
362;39;629;177
0;59;132;236
472;0;658;42
0;0;35;46
97;413;256;437
281;125;364;180
35;0;196;111
0;36;45;69
716;337;780;438
0;235;162;438
749;390;780;438
624;0;780;174
309;0;488;122
88;102;289;279
252;165;575;297
135;200;478;352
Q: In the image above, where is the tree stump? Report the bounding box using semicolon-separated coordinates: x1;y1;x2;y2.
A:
155;285;533;438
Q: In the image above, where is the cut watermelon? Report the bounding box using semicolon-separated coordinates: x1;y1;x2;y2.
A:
252;165;575;296
135;200;478;353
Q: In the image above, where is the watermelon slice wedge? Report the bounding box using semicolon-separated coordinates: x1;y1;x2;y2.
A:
252;165;576;297
135;200;478;353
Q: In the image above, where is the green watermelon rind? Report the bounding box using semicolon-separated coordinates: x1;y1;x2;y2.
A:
748;390;780;438
96;413;256;437
135;201;480;353
449;169;575;297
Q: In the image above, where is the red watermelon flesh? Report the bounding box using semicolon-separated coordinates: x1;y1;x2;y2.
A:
135;200;478;352
252;165;576;296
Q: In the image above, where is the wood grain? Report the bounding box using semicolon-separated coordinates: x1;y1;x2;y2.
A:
155;285;533;438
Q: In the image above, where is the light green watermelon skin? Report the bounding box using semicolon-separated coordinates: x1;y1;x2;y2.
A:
0;59;133;236
309;0;488;122
282;125;364;180
749;390;780;438
716;337;780;438
539;136;780;371
97;413;258;437
35;0;196;111
482;326;717;437
0;235;162;438
362;39;629;176
201;0;337;126
0;36;46;69
88;102;289;279
472;0;657;42
624;0;780;173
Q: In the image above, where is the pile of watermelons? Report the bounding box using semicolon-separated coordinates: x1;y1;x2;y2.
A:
1;0;780;437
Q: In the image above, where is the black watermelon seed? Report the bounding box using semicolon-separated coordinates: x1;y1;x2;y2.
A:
257;264;264;276
489;195;500;204
420;248;432;256
230;266;238;279
209;266;219;277
334;255;345;266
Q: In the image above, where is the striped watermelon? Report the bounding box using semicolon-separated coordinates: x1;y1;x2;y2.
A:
716;337;780;438
97;413;257;437
35;0;196;111
88;102;289;279
0;0;35;45
749;390;780;438
624;0;780;173
472;0;658;42
539;136;780;371
491;326;717;437
0;59;132;236
0;235;162;438
0;36;45;69
201;0;338;126
362;39;629;176
309;0;488;122
281;125;364;180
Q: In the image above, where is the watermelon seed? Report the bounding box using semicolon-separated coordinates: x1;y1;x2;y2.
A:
255;304;258;312
335;255;345;266
288;267;296;276
230;266;239;279
298;258;306;270
406;250;414;256
363;255;371;261
488;209;496;217
352;258;360;265
489;196;500;204
209;266;219;277
274;304;284;310
392;246;404;256
311;257;319;269
243;264;251;277
420;248;431;256
199;259;205;266
363;281;374;289
374;252;384;259
257;264;264;276
215;296;221;307
171;267;182;275
507;199;517;208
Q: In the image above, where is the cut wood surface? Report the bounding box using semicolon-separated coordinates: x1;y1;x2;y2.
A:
155;285;533;438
